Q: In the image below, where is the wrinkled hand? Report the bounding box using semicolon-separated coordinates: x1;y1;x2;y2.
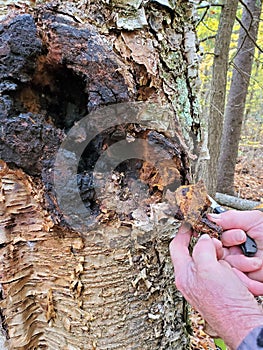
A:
208;210;263;296
169;224;263;349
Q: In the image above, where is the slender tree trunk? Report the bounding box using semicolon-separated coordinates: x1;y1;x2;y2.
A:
217;0;262;195
0;1;200;349
201;0;239;195
243;51;262;124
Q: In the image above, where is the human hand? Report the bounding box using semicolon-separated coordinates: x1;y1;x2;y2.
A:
169;224;263;349
208;210;263;296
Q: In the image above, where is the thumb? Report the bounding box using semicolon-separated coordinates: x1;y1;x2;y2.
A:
169;223;192;273
192;234;217;267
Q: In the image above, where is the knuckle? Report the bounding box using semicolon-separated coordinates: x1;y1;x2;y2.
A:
175;275;186;292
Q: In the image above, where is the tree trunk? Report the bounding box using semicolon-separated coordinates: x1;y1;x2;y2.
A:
217;0;262;195
0;1;200;349
200;0;239;195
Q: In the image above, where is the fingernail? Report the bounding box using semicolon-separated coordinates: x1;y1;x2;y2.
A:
235;231;246;242
199;234;210;240
207;213;221;220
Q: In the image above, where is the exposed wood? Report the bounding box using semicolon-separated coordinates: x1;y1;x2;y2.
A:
0;1;200;349
215;192;261;210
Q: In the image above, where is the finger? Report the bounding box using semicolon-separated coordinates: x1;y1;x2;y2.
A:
233;268;263;296
192;234;217;267
219;260;232;269
212;238;224;260
207;210;263;232
221;246;231;259
224;254;262;273
221;229;246;247
248;269;263;283
169;223;192;273
227;245;244;255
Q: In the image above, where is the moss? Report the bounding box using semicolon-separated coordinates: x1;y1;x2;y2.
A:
161;51;183;71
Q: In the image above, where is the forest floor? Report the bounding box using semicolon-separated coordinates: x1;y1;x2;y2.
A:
190;146;263;350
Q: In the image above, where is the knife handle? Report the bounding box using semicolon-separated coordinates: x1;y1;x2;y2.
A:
213;206;226;214
240;235;258;257
212;206;257;257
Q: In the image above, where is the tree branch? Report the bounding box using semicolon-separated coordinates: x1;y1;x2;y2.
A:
199;34;217;42
229;61;251;84
198;19;218;32
203;52;217;56
197;3;224;10
239;0;254;21
196;3;224;27
230;60;263;89
215;192;261;210
235;16;263;54
196;6;209;27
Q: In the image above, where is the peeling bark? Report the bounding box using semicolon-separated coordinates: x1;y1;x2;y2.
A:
0;161;187;349
0;1;200;349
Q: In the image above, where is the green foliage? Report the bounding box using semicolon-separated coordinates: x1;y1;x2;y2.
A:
197;1;243;89
214;337;227;350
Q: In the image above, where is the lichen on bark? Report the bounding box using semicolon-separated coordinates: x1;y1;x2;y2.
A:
0;1;201;349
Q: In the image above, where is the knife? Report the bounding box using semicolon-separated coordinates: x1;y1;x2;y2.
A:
207;195;257;257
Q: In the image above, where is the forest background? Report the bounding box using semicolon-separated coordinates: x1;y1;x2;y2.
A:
196;0;262;203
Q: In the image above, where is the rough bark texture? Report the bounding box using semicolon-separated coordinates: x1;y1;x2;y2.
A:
0;1;200;349
215;192;261;210
217;0;262;195
199;0;239;195
0;161;188;349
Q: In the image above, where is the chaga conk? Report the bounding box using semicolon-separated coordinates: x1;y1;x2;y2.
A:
166;181;223;239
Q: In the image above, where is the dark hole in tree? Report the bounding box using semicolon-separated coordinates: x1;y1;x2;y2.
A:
13;63;89;131
77;126;145;215
38;65;88;130
76;124;185;219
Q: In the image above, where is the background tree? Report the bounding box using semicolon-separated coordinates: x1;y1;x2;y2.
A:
195;0;262;199
217;0;262;195
196;0;239;195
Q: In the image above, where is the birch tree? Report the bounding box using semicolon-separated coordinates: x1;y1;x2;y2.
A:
0;1;201;349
